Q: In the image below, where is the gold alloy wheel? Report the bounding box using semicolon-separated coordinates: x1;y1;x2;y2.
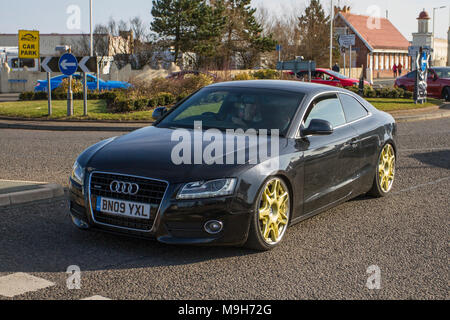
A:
258;179;290;245
378;144;396;193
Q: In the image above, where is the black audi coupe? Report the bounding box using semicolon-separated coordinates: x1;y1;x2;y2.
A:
69;80;397;251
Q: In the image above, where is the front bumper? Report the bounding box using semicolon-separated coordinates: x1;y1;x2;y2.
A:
69;178;252;246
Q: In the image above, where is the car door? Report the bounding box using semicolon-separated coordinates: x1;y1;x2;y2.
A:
404;71;416;91
301;93;361;215
427;70;441;98
338;93;378;191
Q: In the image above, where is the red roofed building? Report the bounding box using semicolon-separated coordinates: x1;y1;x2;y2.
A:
334;7;411;79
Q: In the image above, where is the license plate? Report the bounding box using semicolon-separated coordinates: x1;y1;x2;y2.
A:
96;197;151;220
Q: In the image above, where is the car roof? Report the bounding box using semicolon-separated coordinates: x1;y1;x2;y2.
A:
207;80;347;95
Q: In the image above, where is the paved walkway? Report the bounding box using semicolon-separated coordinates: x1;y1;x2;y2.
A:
0;93;20;103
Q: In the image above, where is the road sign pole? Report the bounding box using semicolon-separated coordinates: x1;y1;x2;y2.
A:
349;45;352;78
47;72;52;116
83;72;88;116
308;61;312;82
96;58;100;91
343;49;346;77
67;75;73;116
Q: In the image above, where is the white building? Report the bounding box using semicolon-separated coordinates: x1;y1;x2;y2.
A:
411;9;449;67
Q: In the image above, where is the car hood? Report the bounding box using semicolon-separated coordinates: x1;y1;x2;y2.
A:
86;126;280;183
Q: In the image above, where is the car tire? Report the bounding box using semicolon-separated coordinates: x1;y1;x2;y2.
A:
443;87;450;102
368;143;396;198
70;214;91;230
245;177;291;251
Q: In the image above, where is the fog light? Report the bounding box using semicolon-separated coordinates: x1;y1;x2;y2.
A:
204;220;223;234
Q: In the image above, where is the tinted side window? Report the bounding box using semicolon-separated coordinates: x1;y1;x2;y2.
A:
304;94;346;128
407;71;416;79
339;94;368;123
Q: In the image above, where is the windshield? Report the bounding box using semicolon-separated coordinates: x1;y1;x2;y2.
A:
326;70;349;79
157;87;305;136
434;68;450;79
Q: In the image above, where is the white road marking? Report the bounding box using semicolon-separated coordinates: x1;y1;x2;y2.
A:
399;147;450;152
81;295;111;300
394;176;450;194
0;273;55;298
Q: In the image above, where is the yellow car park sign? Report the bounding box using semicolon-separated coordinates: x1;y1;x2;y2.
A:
18;30;39;59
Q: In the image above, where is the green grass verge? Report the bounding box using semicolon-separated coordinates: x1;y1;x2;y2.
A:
0;100;155;121
366;98;442;112
0;97;444;121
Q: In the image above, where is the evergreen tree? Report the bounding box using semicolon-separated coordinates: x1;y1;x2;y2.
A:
297;0;340;67
151;0;202;63
219;0;276;69
191;1;226;67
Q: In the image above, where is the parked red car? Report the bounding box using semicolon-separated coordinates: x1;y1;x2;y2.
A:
394;67;450;101
295;68;370;88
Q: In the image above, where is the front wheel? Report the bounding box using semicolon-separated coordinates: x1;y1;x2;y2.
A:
368;144;396;197
245;178;291;251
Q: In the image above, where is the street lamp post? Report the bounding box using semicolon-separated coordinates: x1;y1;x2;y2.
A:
90;0;93;57
432;6;447;63
330;0;334;69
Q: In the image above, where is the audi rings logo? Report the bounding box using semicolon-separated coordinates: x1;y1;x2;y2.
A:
110;181;140;195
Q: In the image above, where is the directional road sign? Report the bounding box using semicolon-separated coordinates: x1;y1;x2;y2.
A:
339;34;355;48
41;56;97;73
59;53;78;76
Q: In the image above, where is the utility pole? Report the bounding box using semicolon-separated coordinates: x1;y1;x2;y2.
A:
90;0;93;57
330;0;334;69
433;6;447;63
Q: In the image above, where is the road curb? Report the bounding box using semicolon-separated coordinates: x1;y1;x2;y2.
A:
0;183;65;208
394;111;450;123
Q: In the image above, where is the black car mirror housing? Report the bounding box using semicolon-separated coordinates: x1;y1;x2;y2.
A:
302;119;334;136
152;107;168;121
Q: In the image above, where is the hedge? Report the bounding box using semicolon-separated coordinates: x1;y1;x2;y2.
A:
348;86;415;99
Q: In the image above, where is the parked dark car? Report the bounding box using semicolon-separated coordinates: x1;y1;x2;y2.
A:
69;80;396;251
34;74;131;92
394;67;450;101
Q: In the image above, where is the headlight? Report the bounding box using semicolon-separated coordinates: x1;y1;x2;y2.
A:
177;179;237;200
71;161;85;186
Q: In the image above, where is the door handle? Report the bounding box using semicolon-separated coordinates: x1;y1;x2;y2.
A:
347;138;360;148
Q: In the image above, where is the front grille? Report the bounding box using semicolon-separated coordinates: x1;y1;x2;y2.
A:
89;172;168;231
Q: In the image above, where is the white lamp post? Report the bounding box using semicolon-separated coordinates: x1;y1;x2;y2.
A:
433;6;446;63
90;0;93;57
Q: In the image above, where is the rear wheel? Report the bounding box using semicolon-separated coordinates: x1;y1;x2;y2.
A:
368;144;396;197
246;178;291;251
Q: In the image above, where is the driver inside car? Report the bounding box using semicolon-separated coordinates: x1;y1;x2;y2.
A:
230;97;262;127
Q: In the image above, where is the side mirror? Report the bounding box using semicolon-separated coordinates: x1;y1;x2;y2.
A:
433;74;438;81
302;119;334;136
152;106;167;121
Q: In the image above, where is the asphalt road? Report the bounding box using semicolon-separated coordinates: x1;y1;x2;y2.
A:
0;119;449;300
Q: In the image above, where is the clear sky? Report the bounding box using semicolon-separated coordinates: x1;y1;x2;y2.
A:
0;0;449;40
